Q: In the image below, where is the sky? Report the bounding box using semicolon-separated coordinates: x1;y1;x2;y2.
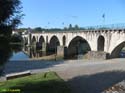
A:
20;0;125;28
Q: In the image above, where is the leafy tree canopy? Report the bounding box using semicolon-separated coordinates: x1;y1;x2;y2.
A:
0;0;23;37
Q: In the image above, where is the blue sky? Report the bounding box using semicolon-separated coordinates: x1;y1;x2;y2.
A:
20;0;125;28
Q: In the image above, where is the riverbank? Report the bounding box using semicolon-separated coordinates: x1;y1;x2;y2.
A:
2;58;125;93
30;54;57;61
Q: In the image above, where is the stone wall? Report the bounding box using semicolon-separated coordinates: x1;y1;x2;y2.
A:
56;46;64;60
85;51;110;60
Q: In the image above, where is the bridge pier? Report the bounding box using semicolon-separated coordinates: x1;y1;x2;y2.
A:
85;51;110;60
41;42;46;56
56;46;65;60
28;33;32;46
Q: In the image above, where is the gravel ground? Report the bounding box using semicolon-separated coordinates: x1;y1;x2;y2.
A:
1;58;125;93
103;80;125;93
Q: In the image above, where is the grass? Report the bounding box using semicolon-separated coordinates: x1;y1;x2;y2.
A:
0;72;71;93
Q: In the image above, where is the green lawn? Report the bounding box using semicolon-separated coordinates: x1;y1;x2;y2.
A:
0;72;71;93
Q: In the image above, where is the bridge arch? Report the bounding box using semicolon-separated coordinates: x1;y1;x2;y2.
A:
48;36;60;54
97;35;105;51
110;41;125;58
37;35;45;50
67;36;91;59
39;35;45;42
62;35;66;46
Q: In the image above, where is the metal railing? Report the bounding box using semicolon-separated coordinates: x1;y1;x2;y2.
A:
85;23;125;30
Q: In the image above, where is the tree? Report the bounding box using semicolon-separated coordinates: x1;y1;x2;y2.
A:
74;24;79;30
34;27;42;31
87;27;95;30
69;24;73;30
0;0;23;38
64;27;67;30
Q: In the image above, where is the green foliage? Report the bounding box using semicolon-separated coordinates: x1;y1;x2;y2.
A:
19;24;87;33
18;28;28;31
0;25;12;38
0;0;23;38
87;27;95;30
98;27;110;30
0;37;12;67
34;27;43;31
74;24;79;30
10;34;22;42
69;24;73;30
32;27;62;32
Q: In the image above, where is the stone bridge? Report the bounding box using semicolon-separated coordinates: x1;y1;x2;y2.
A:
22;29;125;59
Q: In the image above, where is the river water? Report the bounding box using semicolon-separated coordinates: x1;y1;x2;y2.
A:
0;39;30;75
0;41;61;76
9;52;29;61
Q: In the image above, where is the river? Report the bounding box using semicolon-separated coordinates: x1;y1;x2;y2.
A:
0;40;61;76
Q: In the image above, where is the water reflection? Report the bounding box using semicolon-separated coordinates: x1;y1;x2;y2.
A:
0;38;12;75
9;52;29;61
23;45;45;58
0;37;25;75
11;44;22;53
0;39;12;66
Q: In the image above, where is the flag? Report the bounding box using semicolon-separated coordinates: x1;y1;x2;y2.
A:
102;14;105;18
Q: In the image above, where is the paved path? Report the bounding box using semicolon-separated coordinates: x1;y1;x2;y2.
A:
2;58;125;93
53;59;125;93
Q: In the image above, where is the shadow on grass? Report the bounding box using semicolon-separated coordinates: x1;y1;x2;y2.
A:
9;80;70;93
1;70;125;93
67;70;125;93
15;80;70;93
0;72;70;93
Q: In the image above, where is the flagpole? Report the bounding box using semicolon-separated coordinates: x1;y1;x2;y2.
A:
102;13;105;26
104;16;105;25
